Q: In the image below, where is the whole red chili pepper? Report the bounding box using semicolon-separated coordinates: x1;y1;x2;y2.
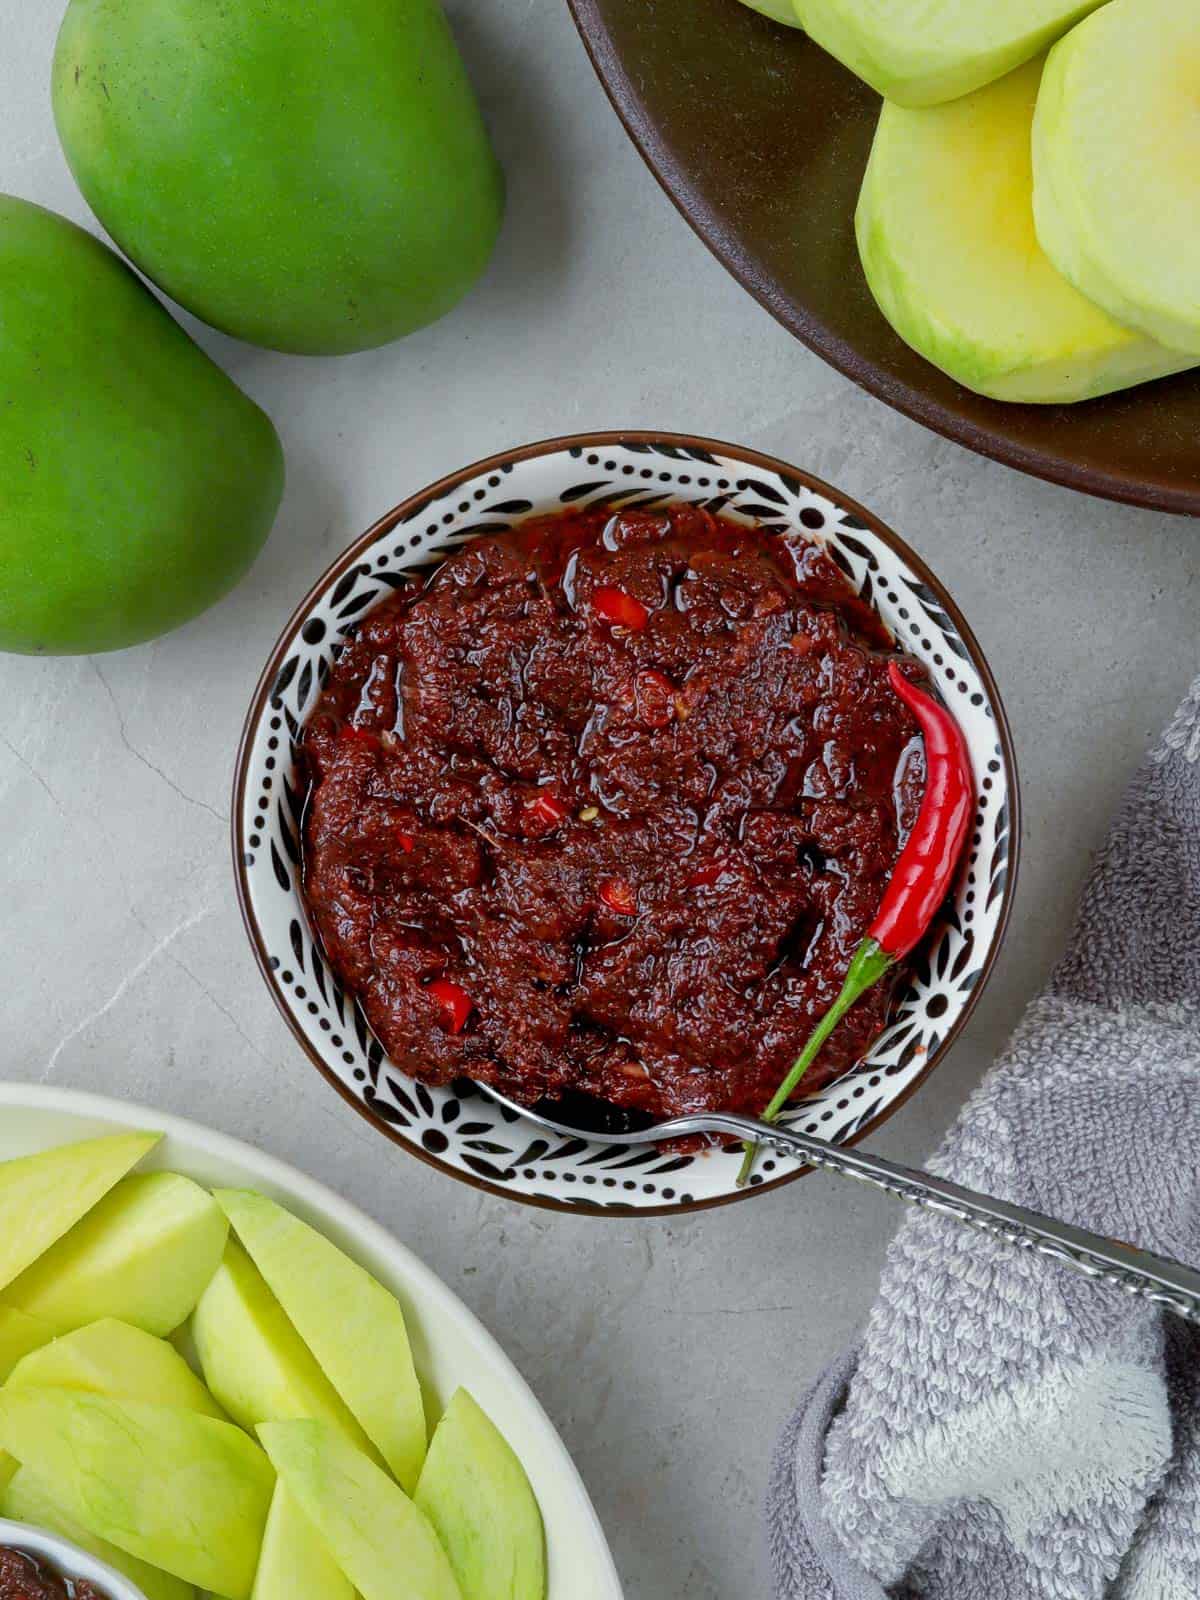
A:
738;659;974;1185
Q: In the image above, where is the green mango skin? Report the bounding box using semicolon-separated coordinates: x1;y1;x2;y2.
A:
0;199;283;655
52;0;506;355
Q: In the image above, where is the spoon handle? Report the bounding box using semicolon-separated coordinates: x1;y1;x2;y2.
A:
695;1112;1200;1325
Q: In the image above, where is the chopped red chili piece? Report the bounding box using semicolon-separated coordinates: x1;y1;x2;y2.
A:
593;585;649;631
633;668;675;728
599;877;637;916
426;978;474;1033
524;791;568;830
396;831;415;853
687;862;724;889
339;722;377;743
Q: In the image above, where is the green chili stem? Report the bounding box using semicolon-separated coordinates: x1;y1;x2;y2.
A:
737;937;894;1187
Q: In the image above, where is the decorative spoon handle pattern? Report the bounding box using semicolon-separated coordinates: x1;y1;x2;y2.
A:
683;1111;1200;1324
478;1077;1200;1320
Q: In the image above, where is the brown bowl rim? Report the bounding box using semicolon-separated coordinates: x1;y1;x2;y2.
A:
232;429;1022;1218
565;0;1200;518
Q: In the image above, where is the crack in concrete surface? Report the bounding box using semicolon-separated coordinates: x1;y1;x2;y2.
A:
156;942;277;1073
41;905;214;1081
676;1303;802;1318
91;660;228;824
0;732;69;819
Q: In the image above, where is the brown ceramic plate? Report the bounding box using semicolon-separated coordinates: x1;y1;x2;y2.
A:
566;0;1200;515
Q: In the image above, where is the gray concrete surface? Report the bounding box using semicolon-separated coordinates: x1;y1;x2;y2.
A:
2;3;1199;1595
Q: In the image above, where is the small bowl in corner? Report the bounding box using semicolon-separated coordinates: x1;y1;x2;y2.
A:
0;1520;150;1600
233;431;1019;1216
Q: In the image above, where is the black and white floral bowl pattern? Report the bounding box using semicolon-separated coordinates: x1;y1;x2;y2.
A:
234;433;1019;1216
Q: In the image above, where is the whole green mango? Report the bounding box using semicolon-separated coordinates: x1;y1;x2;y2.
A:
0;197;284;655
52;0;506;355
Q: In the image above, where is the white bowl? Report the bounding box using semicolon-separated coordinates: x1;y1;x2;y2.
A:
234;431;1019;1216
0;1086;623;1600
0;1519;149;1600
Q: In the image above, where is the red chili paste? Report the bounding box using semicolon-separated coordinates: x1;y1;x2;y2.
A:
0;1550;107;1600
301;506;923;1120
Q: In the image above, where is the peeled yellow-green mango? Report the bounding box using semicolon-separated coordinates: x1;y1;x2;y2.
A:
0;199;283;655
217;1189;425;1491
2;1468;195;1600
1032;0;1200;354
8;1318;225;1418
855;56;1195;403
0;1134;158;1292
0;1389;274;1599
415;1390;545;1600
259;1420;461;1600
191;1238;380;1464
53;0;504;355
796;0;1106;105
1;1172;228;1336
0;1309;55;1382
252;1483;355;1600
0;1315;225;1514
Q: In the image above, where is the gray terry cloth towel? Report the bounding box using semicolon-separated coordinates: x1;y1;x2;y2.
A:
768;675;1200;1600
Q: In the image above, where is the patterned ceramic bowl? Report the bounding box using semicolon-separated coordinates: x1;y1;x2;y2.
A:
234;433;1018;1215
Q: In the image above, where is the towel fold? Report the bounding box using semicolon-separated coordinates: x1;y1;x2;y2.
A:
768;675;1200;1600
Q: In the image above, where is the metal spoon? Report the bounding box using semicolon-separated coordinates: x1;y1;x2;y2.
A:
477;1082;1200;1324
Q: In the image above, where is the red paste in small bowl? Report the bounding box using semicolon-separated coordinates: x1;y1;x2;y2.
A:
0;1549;107;1600
301;505;923;1121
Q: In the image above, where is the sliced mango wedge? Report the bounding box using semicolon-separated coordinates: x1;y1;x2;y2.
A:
415;1390;546;1600
0;1387;274;1600
2;1467;195;1600
192;1237;381;1463
259;1419;461;1600
1033;0;1200;354
8;1317;225;1418
217;1189;426;1491
856;56;1194;402
0;1307;55;1383
1;1172;227;1335
797;0;1105;106
0;1134;159;1294
251;1482;355;1600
